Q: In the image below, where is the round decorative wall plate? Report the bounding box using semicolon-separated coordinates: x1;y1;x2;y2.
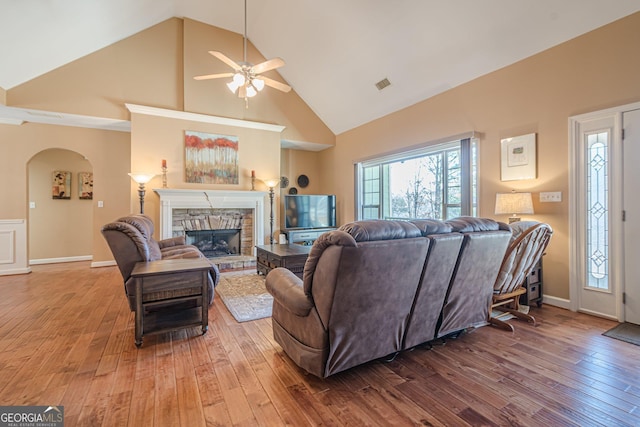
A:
297;174;309;188
288;187;298;194
280;176;289;188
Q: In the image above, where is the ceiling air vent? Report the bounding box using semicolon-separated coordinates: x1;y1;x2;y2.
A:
375;78;391;91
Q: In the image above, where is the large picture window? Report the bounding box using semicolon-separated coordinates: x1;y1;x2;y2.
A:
356;137;477;221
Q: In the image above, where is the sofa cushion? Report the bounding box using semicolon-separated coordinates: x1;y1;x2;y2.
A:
446;216;507;232
118;215;153;239
410;219;452;235
303;230;356;296
338;219;421;241
146;238;163;261
117;214;162;260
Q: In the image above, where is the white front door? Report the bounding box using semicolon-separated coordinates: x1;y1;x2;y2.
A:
623;108;640;325
570;101;640;321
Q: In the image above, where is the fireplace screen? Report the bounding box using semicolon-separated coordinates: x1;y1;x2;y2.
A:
185;229;241;258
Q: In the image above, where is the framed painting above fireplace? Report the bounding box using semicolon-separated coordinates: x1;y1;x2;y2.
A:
184;130;239;184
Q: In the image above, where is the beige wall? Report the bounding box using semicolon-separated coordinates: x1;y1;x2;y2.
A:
28;149;93;260
280;149;323;195
6;18;333;148
129;112;282;243
0;87;5;105
321;12;640;300
0;122;130;263
7;19;185;120
2;17;333;265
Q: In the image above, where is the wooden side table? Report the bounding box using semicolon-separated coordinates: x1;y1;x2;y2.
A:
130;258;212;347
520;257;543;307
256;244;312;278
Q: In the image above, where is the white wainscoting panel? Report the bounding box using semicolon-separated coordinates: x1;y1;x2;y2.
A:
0;219;31;275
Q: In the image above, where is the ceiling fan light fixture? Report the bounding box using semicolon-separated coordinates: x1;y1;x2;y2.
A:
233;72;246;86
246;85;257;98
193;0;291;107
252;78;265;91
227;81;240;93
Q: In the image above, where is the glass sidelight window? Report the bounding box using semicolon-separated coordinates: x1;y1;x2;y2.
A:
586;130;610;290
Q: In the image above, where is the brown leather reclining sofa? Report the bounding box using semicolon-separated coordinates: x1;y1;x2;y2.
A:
265;217;511;378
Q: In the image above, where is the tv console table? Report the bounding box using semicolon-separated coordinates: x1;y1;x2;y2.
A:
256;244;312;279
285;228;336;245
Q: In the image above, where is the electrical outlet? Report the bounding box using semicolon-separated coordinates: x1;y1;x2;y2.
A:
29;202;36;209
540;192;562;202
97;201;104;208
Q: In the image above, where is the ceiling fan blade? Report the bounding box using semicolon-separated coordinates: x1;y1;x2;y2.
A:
260;76;292;93
208;51;241;71
251;57;285;74
193;72;234;81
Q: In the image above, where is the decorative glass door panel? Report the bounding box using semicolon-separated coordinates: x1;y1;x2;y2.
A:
586;130;610;291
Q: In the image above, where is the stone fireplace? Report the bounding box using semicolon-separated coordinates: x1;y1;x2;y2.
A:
154;189;267;256
173;208;252;256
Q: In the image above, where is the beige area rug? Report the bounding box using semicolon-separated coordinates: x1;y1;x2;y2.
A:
215;271;273;322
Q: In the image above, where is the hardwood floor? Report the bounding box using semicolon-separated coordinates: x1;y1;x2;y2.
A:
1;262;639;426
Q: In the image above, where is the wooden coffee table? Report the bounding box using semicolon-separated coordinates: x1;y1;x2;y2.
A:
256;244;312;279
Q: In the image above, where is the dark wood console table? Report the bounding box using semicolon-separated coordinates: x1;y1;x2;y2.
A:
130;258;212;347
256;244;312;279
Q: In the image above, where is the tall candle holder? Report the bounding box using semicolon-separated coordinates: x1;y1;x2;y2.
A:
161;159;168;188
251;170;256;191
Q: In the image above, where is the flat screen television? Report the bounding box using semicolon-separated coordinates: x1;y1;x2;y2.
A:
284;194;337;230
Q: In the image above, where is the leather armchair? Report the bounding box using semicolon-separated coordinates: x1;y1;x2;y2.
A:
101;214;219;311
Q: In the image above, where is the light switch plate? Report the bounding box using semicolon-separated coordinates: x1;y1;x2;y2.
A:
29;202;36;209
540;192;562;202
97;201;104;208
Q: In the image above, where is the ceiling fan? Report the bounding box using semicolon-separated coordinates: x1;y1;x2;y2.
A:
193;0;291;105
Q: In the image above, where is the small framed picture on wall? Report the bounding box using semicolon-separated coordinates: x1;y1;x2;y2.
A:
78;172;93;200
500;133;537;181
52;171;71;199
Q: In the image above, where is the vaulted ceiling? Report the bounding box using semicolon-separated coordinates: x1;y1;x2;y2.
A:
2;0;639;134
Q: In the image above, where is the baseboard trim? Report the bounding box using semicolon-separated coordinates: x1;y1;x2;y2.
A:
30;255;92;265
576;308;619;321
0;267;32;276
91;260;117;268
542;294;571;310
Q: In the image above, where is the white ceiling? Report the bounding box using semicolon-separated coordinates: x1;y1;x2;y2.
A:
1;0;639;135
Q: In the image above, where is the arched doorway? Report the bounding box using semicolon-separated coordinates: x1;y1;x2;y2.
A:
27;148;94;264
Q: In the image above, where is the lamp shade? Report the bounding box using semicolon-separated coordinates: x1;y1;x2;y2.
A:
495;192;534;215
128;173;155;184
253;78;265;91
263;178;280;188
